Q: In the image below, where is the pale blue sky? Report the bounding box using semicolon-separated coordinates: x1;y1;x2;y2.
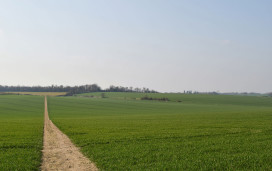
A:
0;0;271;93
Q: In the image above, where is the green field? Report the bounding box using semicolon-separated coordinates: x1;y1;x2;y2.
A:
48;93;272;170
1;93;271;170
0;95;44;170
77;92;271;105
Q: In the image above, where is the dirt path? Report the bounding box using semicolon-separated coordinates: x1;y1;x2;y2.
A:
41;96;98;171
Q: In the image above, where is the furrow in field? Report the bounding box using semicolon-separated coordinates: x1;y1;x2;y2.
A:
41;96;98;171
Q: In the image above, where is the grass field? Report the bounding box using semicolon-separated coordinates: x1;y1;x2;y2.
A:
0;95;44;170
48;93;272;170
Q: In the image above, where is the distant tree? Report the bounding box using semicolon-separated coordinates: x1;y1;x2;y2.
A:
0;84;158;95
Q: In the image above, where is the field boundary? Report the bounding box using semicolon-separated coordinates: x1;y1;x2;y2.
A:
41;96;98;171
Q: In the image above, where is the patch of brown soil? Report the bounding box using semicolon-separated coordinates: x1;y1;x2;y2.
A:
41;96;98;171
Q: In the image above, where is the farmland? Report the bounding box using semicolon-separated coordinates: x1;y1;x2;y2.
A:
0;95;44;170
5;92;67;96
48;93;272;170
77;92;272;105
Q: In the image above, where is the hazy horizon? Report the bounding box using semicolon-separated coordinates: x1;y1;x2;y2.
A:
1;1;271;93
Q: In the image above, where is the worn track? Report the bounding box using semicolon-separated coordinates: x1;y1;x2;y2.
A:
41;96;98;171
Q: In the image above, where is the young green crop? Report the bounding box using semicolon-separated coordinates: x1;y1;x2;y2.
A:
77;92;272;106
0;95;44;170
48;94;272;170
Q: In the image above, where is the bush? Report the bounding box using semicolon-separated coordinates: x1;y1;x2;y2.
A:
141;96;169;101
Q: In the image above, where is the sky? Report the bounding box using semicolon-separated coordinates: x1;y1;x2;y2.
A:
0;0;271;93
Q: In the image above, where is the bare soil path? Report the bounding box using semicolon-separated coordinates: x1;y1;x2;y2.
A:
41;96;98;171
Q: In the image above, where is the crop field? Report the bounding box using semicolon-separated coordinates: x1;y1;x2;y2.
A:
0;95;44;170
77;92;271;104
48;93;272;170
5;92;67;96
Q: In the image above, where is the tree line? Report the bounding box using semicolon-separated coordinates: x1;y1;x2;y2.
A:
104;85;157;93
0;84;158;95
